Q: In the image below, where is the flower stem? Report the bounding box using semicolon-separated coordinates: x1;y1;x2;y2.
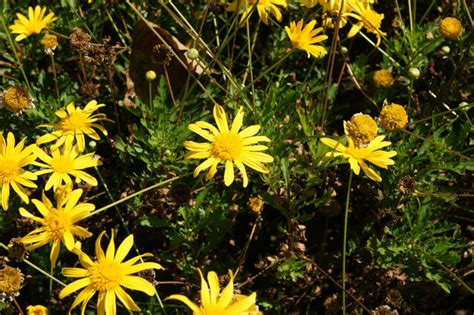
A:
249;50;293;87
342;171;353;314
50;54;60;104
0;15;32;91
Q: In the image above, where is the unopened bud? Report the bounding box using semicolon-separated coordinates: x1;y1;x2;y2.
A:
186;48;199;60
146;70;156;81
408;68;420;80
441;45;451;54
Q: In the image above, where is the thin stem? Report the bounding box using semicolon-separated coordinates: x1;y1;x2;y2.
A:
88;174;184;218
50;54;60;103
12;297;24;315
342;171;353;315
248;50;293;87
148;80;153;111
358;31;401;68
0;15;32;91
407;0;414;32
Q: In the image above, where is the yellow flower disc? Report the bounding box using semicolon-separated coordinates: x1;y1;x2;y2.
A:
3;87;33;112
439;17;463;40
27;305;48;315
0;266;23;294
380;103;408;130
344;114;378;147
373;70;394;88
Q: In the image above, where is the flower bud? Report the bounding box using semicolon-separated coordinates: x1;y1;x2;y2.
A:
186;48;199;60
145;70;156;81
408;68;420;80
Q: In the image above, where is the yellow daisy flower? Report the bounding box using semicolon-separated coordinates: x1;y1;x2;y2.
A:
20;187;94;267
227;0;288;25
167;269;261;315
285;20;328;58
0;132;38;210
346;1;386;46
9;6;57;42
36;100;109;152
184;104;273;187
321;135;397;182
26;305;48;315
300;0;318;8
59;230;162;314
34;142;101;191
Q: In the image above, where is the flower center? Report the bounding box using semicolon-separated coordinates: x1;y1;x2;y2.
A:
0;266;23;293
50;156;74;174
362;10;382;33
4;87;31;111
45;211;71;241
0;158;20;184
345;114;377;147
60;113;88;132
210;132;243;161
89;261;124;291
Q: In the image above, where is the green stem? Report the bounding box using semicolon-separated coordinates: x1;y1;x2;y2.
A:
342;171;353;315
148;80;153;111
0;15;32;91
50;53;60;103
248;50;293;87
88;174;183;218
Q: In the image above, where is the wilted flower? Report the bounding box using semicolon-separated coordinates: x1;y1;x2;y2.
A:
0;266;24;300
41;33;58;55
1;87;34;113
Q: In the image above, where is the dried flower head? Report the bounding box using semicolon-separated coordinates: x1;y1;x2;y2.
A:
41;34;58;55
248;197;264;214
27;305;48;315
380;102;408;131
373;70;395;88
0;266;24;296
397;176;416;195
439;17;463;40
152;44;173;66
344;113;378;147
69;28;91;51
7;238;27;262
1;87;34;113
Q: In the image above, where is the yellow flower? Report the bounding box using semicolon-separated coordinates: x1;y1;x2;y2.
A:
321;135;396;182
34;142;101;191
0;265;24;295
285;20;328;58
373;69;394;88
59;230;162;314
248;196;264;214
167;269;261;315
184;105;273;187
27;305;48;315
36;100;109;152
1;86;34;113
41;33;58;55
379;102;408;131
439;17;463;40
346;1;386;46
20;188;94;267
227;0;288;25
300;0;318;8
343;113;378;147
9;6;57;42
0;132;38;210
319;0;355;28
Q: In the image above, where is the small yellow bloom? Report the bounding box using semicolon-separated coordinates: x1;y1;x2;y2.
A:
146;70;157;81
285;20;328;58
227;0;288;25
346;1;386;46
20;188;94;267
36;100;109;152
27;305;48;315
41;33;58;55
9;6;57;42
184;104;273;187
344;113;378;147
300;0;318;8
0;132;38;210
59;230;162;314
379;102;408;131
321;135;397;182
167;269;261;315
439;17;463;40
0;265;24;295
34;142;101;191
373;69;394;88
1;86;34;113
